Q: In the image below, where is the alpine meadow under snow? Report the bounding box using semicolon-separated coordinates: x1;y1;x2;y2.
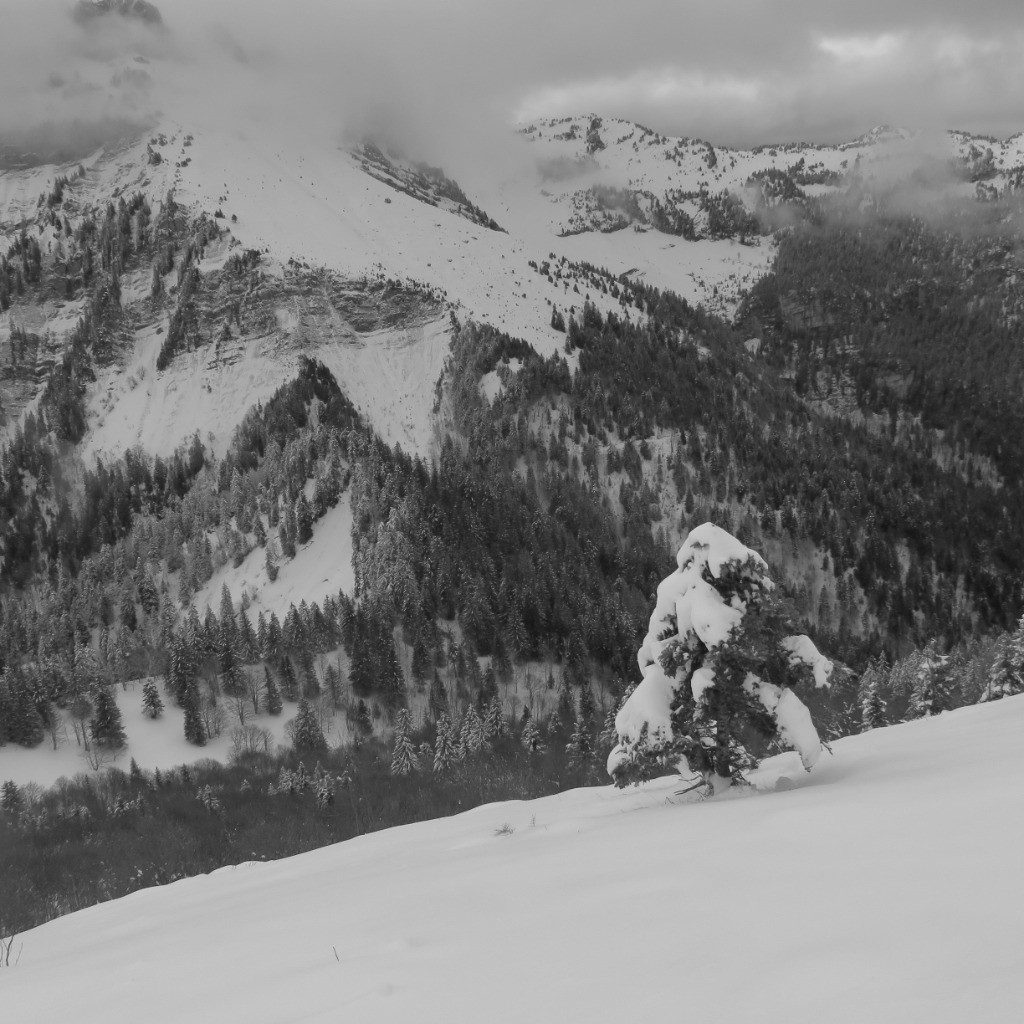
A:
3;1;1024;1016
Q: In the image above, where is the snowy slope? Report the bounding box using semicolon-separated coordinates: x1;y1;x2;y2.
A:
4;697;1022;1023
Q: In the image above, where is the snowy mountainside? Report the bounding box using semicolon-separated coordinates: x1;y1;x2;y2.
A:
6;109;1021;458
4;696;1022;1023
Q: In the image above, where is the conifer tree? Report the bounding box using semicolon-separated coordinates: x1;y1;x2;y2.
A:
263;666;283;715
89;686;127;749
433;712;457;774
982;623;1024;701
142;678;164;719
566;708;594;770
460;702;486;755
609;524;832;793
908;642;953;718
355;698;373;735
860;662;888;731
1;777;24;814
290;698;328;753
265;541;280;583
182;681;206;746
296;494;313;545
484;694;506;739
256;612;269;659
299;647;320;698
279;656;299;702
390;709;420;776
521;716;544;754
238;607;258;664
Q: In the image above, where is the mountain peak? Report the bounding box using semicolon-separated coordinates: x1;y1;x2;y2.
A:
73;0;164;28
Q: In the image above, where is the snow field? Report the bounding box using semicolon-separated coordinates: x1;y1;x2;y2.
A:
3;696;1022;1023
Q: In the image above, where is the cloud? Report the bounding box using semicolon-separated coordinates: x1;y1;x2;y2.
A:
817;32;905;62
1;0;1023;160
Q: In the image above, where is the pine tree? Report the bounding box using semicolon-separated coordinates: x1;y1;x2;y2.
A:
433;713;457;774
299;647;320;698
460;702;486;754
521;716;544;754
566;712;593;769
290;698;327;753
1;780;24;816
483;694;506;739
609;524;832;792
238;607;258;664
265;541;279;583
182;682;206;746
428;670;447;720
578;683;597;741
390;709;420;776
296;494;313;545
908;642;953;718
142;679;164;719
982;623;1024;701
860;661;888;731
263;666;283;715
274;656;297;701
89;686;127;749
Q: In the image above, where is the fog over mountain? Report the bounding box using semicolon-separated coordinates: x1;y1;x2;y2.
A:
2;0;1023;155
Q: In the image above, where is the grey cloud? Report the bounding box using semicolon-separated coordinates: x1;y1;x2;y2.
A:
1;0;1022;161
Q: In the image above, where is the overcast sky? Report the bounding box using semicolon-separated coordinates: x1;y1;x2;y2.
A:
3;0;1024;147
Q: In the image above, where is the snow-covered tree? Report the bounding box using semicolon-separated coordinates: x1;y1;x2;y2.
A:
390;709;420;776
263;667;283;715
907;642;953;718
982;620;1024;702
182;682;206;746
1;780;24;816
290;699;328;753
89;686;126;749
608;523;833;794
483;695;506;739
859;663;888;732
433;713;457;774
459;703;486;755
566;707;595;769
142;679;164;719
521;716;545;754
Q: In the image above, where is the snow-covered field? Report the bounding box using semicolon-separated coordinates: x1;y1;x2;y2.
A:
0;677;298;790
4;697;1021;1023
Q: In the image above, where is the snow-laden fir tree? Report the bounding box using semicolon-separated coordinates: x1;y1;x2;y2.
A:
521;715;545;754
982;619;1024;702
860;665;888;732
483;695;506;739
89;686;127;749
290;698;328;753
182;681;206;746
608;523;833;794
142;679;164;719
433;713;457;774
907;642;953;718
1;780;24;816
263;666;283;715
459;703;486;755
566;707;595;770
390;709;420;776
